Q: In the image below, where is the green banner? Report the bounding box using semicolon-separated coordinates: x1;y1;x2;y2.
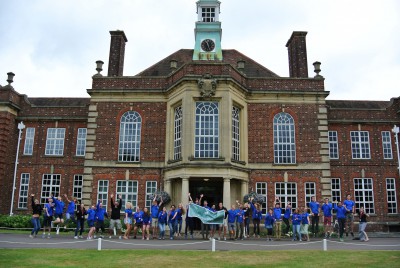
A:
188;203;224;224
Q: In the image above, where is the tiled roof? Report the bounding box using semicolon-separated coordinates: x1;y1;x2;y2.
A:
27;98;90;106
326;100;392;110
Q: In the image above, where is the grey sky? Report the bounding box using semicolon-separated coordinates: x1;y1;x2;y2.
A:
0;0;399;100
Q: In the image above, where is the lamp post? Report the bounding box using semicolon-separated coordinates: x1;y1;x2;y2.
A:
392;125;400;177
10;121;25;216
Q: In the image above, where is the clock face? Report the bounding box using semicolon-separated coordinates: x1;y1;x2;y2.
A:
201;39;215;52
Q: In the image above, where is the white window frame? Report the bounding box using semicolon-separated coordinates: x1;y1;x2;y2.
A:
76;128;87;156
40;174;61;204
23;128;35;155
116;180;138;211
354;178;375;214
305;182;316;208
255;182;267;214
145;181;157;209
273;113;296;164
45;128;65;156
328;131;339;159
386;178;397;214
97;180;109;208
195;102;219;158
201;7;216;22
382;131;393;159
118;111;142;162
331;178;341;202
275;182;297;212
232;106;240;161
73;175;83;204
174;106;183;160
350;131;370;159
18;173;30;208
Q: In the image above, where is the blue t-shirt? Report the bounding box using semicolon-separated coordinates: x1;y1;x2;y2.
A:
321;203;332;217
283;207;291;219
309;201;320;214
264;214;274;227
292;213;301;225
168;209;177;223
343;200;355;212
87;208;96;221
134;211;144;224
227;209;237;223
53;198;65;215
334;204;347;219
273;207;282;220
45;203;54;216
67;201;75;214
177;208;183;221
158;211;168;224
236;209;244;223
301;213;309;224
151;204;160;218
96;201;107;221
125;209;133;218
142;213;152;224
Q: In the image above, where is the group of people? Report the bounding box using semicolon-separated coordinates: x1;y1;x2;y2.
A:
29;192;369;242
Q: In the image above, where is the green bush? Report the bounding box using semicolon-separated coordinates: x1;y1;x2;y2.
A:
0;214;33;228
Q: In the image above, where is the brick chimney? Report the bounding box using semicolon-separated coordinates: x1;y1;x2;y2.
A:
286;31;308;78
107;30;128;77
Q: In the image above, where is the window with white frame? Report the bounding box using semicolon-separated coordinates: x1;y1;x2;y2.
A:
76;128;87;156
305;182;316;208
354;178;374;214
174;106;183;160
273;113;296;164
97;180;109;208
275;182;297;213
256;182;267;214
145;181;157;209
73;175;83;204
328;131;339;159
23;128;35;155
381;131;393;159
40;174;61;204
331;178;341;202
18;173;30;208
201;7;215;22
118;111;142;162
350;131;370;159
116;180;138;211
386;178;397;214
45;128;65;156
232;106;240;161
195;102;219;158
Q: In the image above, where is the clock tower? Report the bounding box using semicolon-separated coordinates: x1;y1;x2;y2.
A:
193;0;223;61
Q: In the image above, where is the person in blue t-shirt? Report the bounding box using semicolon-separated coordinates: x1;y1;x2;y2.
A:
63;194;76;227
133;206;144;239
142;207;152;240
333;200;347;242
249;198;262;238
301;207;310;241
86;204;97;240
158;206;168;240
291;208;302;241
235;203;244;240
168;205;178;240
52;195;65;234
42;197;54;238
199;194;212;240
308;196;320;238
123;202;133;239
95;200;108;238
177;203;185;237
283;202;292;236
151;194;163;239
264;209;275;241
227;205;237;240
343;194;356;237
321;198;333;238
273;197;283;240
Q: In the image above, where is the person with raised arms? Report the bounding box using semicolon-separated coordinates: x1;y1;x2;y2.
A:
333;200;347;242
264;208;275;241
217;201;228;241
273;197;283;240
301;207;310;241
168;205;178;240
109;194;122;239
123;202;133;239
282;202;292;237
291;208;302;241
51;194;65;235
42;197;54;238
63;194;77;230
74;202;86;239
185;193;195;239
132;205;144;239
29;194;42;238
249;197;262;238
199;194;211;240
227;204;238;240
343;194;356;237
95;200;108;238
86;204;97;240
151;194;163;239
321;197;333;239
309;196;320;238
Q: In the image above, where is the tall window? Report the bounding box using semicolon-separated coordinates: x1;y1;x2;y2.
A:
273;113;296;164
97;180;109;207
305;182;316;207
41;174;61;204
23;128;35;155
174;106;183;160
232;106;240;161
386;178;397;214
195;102;219;158
382;131;393;159
76;128;87;156
201;7;215;22
45;128;65;156
116;180;138;211
331;178;341;202
145;181;157;209
275;182;297;212
354;178;374;214
18;173;30;208
350;131;370;159
256;182;267;214
118;111;142;162
73;175;83;204
328;131;339;159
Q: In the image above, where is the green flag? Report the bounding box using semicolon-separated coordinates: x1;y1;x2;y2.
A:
188;203;224;224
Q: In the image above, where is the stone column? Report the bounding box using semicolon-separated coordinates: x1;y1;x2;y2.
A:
241;180;248;200
164;179;172;196
223;177;231;207
181;177;189;208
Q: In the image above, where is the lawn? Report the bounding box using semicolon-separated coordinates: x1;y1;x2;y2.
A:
0;249;399;268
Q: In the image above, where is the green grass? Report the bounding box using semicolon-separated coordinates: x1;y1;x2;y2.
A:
0;249;399;268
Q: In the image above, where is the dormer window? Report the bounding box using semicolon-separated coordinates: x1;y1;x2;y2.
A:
202;7;215;22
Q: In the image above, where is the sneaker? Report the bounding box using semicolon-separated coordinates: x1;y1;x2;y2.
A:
119;236;122;240
100;235;104;238
299;239;302;241
29;235;33;238
74;236;78;239
170;237;173;240
47;235;51;239
340;238;344;242
224;237;226;241
79;236;83;239
109;236;112;239
64;226;67;229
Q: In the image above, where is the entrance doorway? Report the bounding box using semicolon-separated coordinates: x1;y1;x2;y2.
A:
189;178;223;207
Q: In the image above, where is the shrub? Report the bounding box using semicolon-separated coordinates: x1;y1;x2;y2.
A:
0;214;33;228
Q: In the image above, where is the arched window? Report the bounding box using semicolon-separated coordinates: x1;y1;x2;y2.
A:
273;112;296;164
174;106;183;160
118;111;142;162
195;102;219;158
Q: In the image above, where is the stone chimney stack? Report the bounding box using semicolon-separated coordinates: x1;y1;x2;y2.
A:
286;31;308;78
107;30;128;77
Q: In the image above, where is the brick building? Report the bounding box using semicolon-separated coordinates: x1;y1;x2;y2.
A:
1;0;399;230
